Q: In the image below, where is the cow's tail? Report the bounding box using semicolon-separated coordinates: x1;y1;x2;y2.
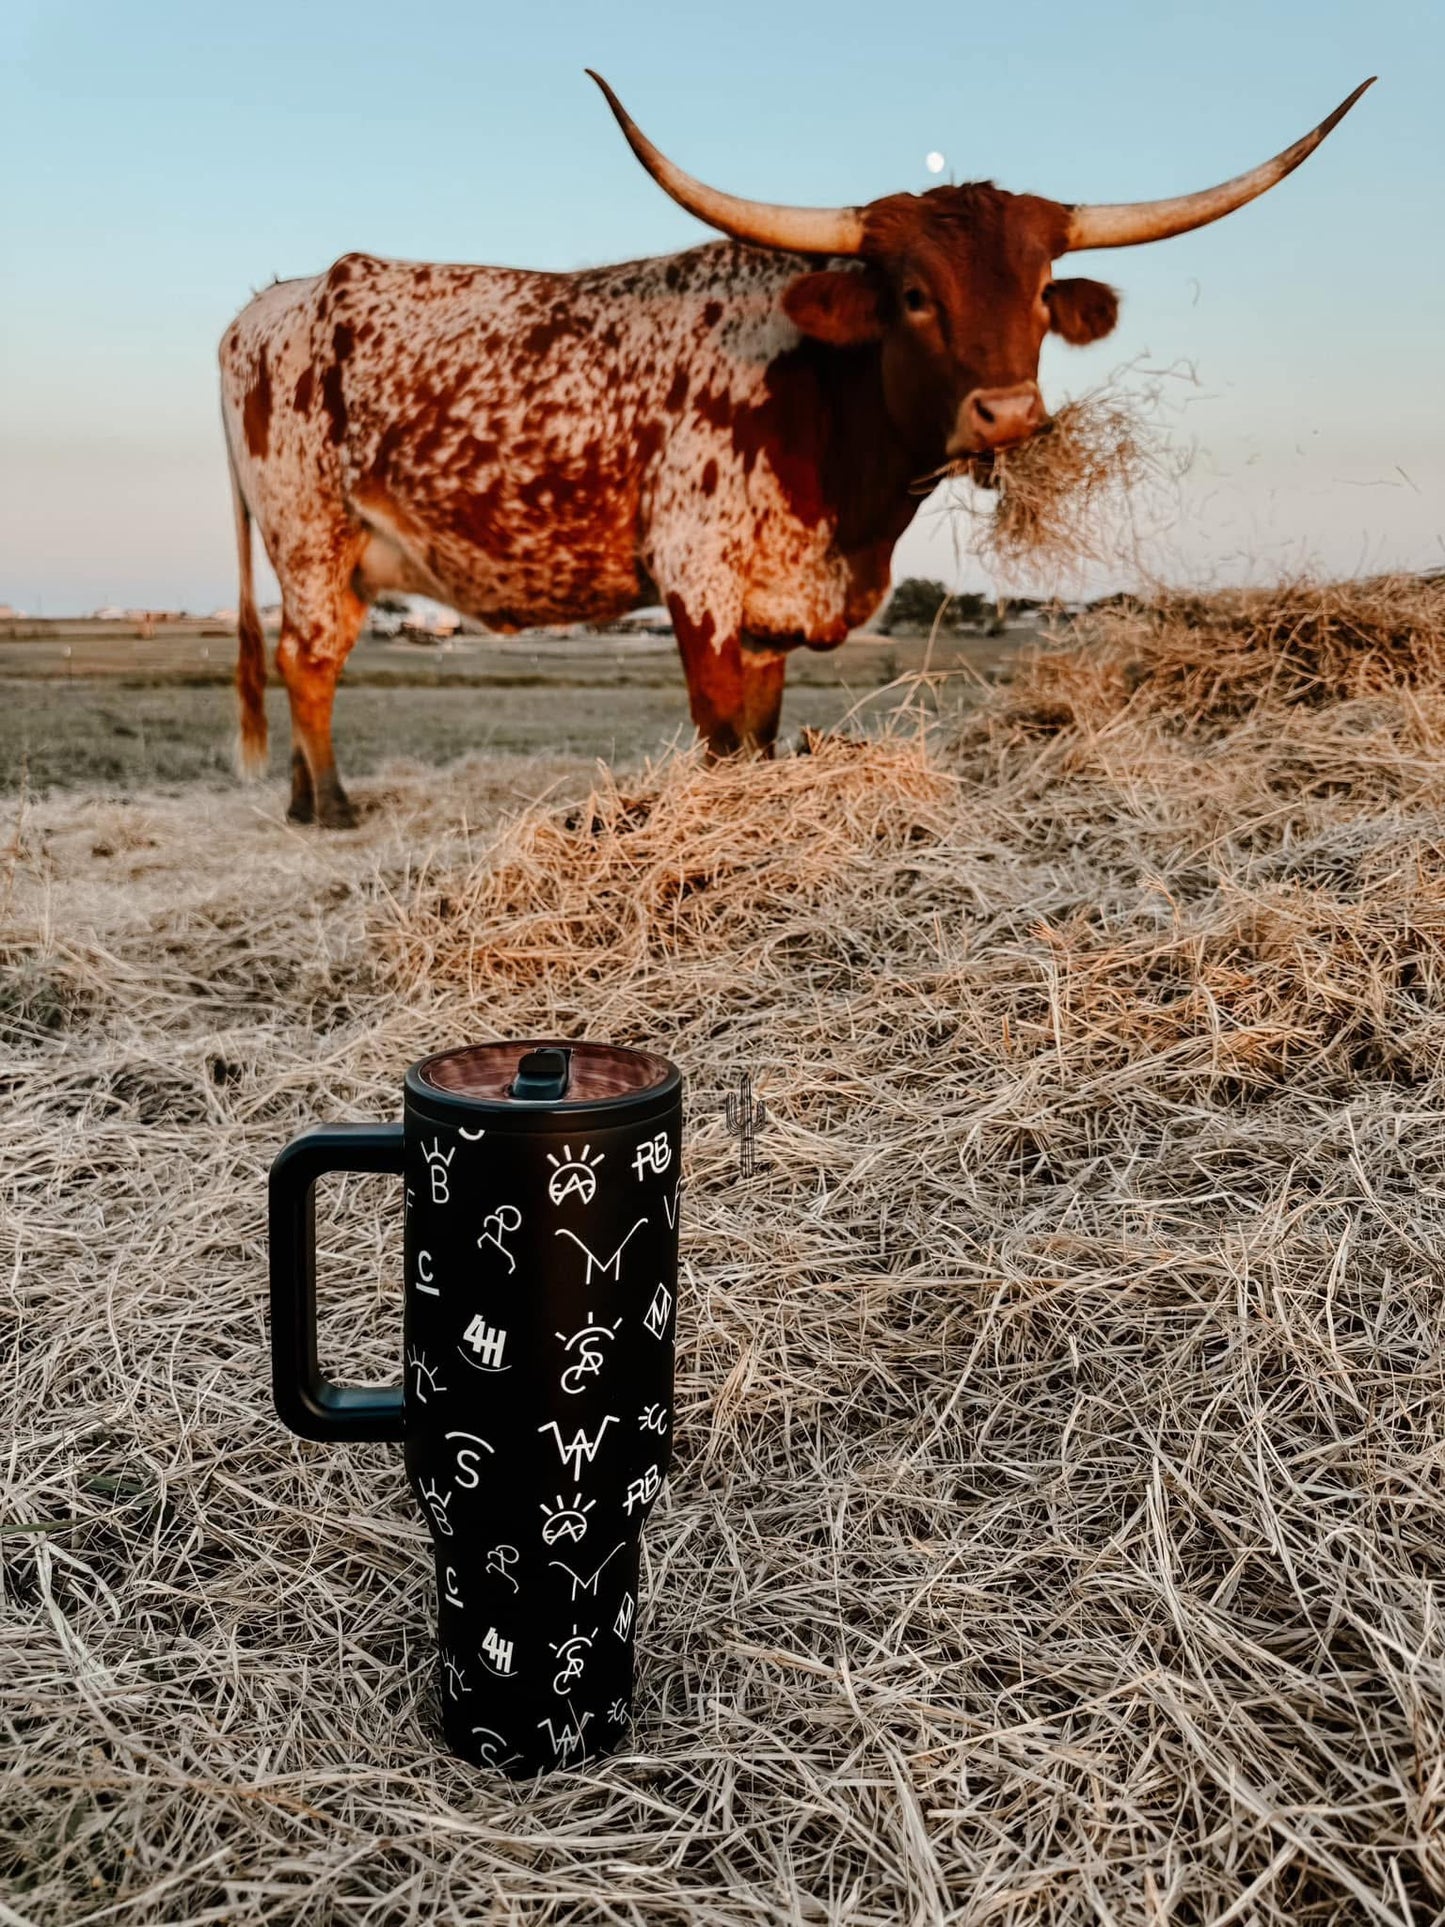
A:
229;447;269;778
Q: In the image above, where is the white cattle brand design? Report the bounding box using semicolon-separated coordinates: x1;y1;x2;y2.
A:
547;1143;604;1206
607;1698;628;1725
613;1593;635;1642
485;1544;520;1592
662;1182;682;1230
415;1248;439;1296
643;1282;673;1340
441;1651;467;1699
480;1626;515;1677
422;1138;455;1205
638;1402;668;1435
408;1348;446;1402
444;1565;464;1608
550;1624;596;1698
539;1417;618;1481
624;1464;661;1515
420;1479;454;1538
446;1430;494;1491
548;1540;625;1600
554;1219;647;1288
536;1710;591;1765
469;1725;519;1771
556;1312;623;1395
632;1133;672;1180
458;1125;487;1142
477;1204;522;1273
460;1317;509;1371
540;1491;597;1544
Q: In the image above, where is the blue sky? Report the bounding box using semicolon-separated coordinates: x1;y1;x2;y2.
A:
2;0;1440;611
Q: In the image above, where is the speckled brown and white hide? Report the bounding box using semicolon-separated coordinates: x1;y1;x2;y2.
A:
220;243;919;823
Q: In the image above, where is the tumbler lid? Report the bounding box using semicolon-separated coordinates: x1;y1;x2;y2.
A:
407;1039;680;1130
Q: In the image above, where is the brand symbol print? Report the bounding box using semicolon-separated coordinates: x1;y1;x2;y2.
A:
408;1348;446;1402
539;1416;618;1480
643;1282;672;1340
477;1204;522;1274
441;1651;467;1699
460;1316;509;1372
547;1143;605;1206
480;1626;515;1677
548;1541;625;1600
536;1710;590;1764
415;1248;438;1297
485;1544;520;1593
613;1593;635;1642
632;1133;672;1181
422;1138;455;1205
639;1402;668;1435
556;1312;622;1395
540;1490;596;1545
469;1725;518;1770
550;1624;596;1698
555;1219;647;1288
607;1698;628;1725
420;1478;454;1538
444;1566;464;1608
624;1464;661;1515
446;1431;493;1491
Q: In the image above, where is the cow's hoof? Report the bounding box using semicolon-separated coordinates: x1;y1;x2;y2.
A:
316;796;359;830
286;796;317;825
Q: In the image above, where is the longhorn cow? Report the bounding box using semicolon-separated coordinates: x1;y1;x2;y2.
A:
220;74;1372;824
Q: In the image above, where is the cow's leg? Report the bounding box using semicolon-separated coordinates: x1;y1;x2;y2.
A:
688;635;787;759
274;587;366;827
670;604;788;758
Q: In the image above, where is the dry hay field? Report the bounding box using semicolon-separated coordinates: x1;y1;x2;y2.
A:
4;576;1445;1925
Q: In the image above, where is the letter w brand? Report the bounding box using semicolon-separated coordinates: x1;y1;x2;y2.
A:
538;1417;618;1480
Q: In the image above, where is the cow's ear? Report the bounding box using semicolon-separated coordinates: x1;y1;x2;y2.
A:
1045;277;1119;346
783;270;885;345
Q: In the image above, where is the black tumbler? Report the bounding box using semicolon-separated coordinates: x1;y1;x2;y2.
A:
268;1040;683;1775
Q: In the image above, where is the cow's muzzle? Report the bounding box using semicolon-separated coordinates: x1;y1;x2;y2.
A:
947;383;1047;458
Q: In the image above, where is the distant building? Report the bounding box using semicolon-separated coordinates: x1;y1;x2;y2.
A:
613;605;673;636
402;608;460;640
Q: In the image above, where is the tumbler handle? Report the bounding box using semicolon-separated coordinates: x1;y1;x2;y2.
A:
269;1121;406;1443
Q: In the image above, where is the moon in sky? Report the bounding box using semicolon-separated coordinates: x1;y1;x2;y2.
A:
925;151;946;175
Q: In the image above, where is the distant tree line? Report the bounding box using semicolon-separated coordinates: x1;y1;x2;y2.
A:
875;579;1041;636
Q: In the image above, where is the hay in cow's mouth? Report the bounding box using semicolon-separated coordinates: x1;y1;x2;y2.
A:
933;374;1189;581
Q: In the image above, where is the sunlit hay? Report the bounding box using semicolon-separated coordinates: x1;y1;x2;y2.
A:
931;377;1187;582
389;733;952;1004
1003;572;1445;737
6;664;1445;1923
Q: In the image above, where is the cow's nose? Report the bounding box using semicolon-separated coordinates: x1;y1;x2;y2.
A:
950;383;1046;456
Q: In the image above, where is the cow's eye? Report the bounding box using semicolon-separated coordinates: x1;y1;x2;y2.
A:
904;286;929;314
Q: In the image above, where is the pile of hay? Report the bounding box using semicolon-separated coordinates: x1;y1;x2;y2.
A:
1008;573;1445;734
5;579;1445;1923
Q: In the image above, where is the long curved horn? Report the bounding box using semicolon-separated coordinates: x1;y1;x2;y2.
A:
1066;79;1375;251
587;71;865;256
